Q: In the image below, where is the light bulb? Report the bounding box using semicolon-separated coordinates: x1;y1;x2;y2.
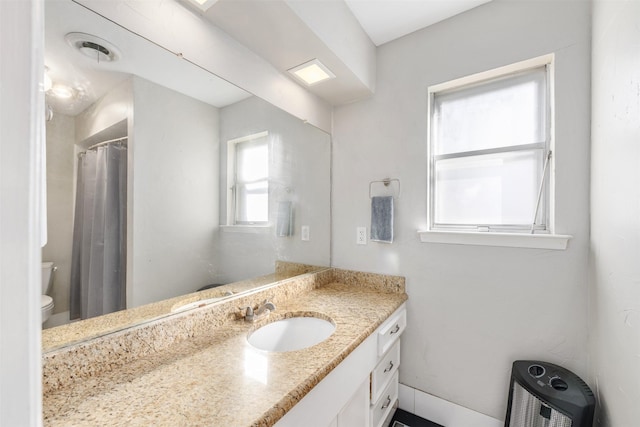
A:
44;73;52;92
51;84;74;99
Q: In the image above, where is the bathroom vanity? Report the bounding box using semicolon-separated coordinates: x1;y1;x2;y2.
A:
276;304;406;427
42;268;407;426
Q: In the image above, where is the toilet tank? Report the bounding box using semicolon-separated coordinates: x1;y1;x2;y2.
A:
41;262;55;294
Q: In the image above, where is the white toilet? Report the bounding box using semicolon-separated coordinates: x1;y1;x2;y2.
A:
41;262;56;324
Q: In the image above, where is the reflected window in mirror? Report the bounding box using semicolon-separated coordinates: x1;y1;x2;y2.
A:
228;131;269;225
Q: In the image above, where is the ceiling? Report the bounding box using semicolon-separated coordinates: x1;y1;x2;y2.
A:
344;0;493;46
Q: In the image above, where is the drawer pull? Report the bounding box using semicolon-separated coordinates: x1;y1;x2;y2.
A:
389;324;400;335
383;361;394;373
381;395;392;410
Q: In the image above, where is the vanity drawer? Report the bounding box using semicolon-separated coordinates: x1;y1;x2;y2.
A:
371;339;400;403
370;370;398;427
377;308;406;356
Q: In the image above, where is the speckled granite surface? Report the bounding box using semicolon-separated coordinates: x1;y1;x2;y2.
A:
42;268;407;426
42;262;326;351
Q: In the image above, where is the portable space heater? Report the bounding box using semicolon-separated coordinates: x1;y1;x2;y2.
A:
505;360;595;427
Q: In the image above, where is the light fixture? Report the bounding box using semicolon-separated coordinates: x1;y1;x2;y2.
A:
51;84;75;99
287;59;336;86
43;67;52;92
184;0;218;11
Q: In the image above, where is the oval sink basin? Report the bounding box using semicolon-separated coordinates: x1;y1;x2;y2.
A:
248;315;335;352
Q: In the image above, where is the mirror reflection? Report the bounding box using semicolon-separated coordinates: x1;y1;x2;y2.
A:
42;0;330;348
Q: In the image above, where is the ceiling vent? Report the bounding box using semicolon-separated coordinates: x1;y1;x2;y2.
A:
65;32;121;63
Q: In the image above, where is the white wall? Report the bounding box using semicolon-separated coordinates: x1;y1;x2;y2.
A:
43;113;75;314
75;79;132;145
332;0;591;420
130;76;220;305
590;1;640;425
216;96;331;283
0;0;43;424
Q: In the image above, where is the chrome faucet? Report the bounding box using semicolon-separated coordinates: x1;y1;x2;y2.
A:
242;300;276;322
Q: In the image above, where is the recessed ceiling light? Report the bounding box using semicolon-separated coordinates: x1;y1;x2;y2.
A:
288;59;336;86
184;0;218;11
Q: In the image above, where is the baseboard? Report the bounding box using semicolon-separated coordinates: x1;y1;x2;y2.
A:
398;384;502;427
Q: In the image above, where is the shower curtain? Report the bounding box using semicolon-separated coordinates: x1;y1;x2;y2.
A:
70;142;127;320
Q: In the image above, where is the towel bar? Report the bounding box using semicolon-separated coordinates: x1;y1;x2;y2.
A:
369;178;400;199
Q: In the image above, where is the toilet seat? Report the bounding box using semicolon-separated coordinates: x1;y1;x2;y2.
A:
41;295;54;324
41;294;54;310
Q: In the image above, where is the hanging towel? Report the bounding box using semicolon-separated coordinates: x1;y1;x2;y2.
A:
276;201;293;237
370;196;394;243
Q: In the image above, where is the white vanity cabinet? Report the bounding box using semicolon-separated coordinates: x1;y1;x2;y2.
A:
275;304;406;427
369;307;405;427
336;378;371;426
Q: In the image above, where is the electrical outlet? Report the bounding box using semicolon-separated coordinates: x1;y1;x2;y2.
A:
356;227;367;245
301;225;310;241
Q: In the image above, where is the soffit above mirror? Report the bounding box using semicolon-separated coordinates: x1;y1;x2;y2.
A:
72;0;332;133
204;0;376;106
200;0;493;106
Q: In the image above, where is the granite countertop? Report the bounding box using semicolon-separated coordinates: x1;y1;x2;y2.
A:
43;277;407;426
42;262;325;351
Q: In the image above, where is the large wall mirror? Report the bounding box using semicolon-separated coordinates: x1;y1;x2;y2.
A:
42;0;330;350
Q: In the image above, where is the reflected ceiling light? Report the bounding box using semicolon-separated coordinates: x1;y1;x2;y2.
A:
184;0;219;11
43;66;52;92
65;33;121;63
51;84;75;99
288;59;336;86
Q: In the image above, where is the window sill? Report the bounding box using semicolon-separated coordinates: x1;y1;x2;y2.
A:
220;225;271;234
417;230;572;250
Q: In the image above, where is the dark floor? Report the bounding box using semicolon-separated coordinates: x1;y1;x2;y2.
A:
390;408;445;427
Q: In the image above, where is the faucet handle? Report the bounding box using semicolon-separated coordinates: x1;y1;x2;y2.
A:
262;300;276;311
240;306;254;322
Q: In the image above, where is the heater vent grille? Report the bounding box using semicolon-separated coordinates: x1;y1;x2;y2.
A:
509;382;572;427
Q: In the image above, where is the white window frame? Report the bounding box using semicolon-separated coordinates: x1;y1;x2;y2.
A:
419;54;571;250
226;131;269;227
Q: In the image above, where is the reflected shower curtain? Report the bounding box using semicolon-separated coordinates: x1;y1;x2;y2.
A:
70;143;127;320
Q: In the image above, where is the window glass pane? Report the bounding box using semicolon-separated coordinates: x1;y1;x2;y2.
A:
232;134;269;224
237;139;268;182
236;180;268;223
433;150;543;225
434;68;546;155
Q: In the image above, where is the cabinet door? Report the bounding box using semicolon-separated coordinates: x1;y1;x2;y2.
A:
337;378;370;426
371;371;399;427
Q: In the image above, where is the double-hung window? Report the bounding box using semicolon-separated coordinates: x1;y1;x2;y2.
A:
423;55;570;249
427;56;554;237
227;131;269;225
